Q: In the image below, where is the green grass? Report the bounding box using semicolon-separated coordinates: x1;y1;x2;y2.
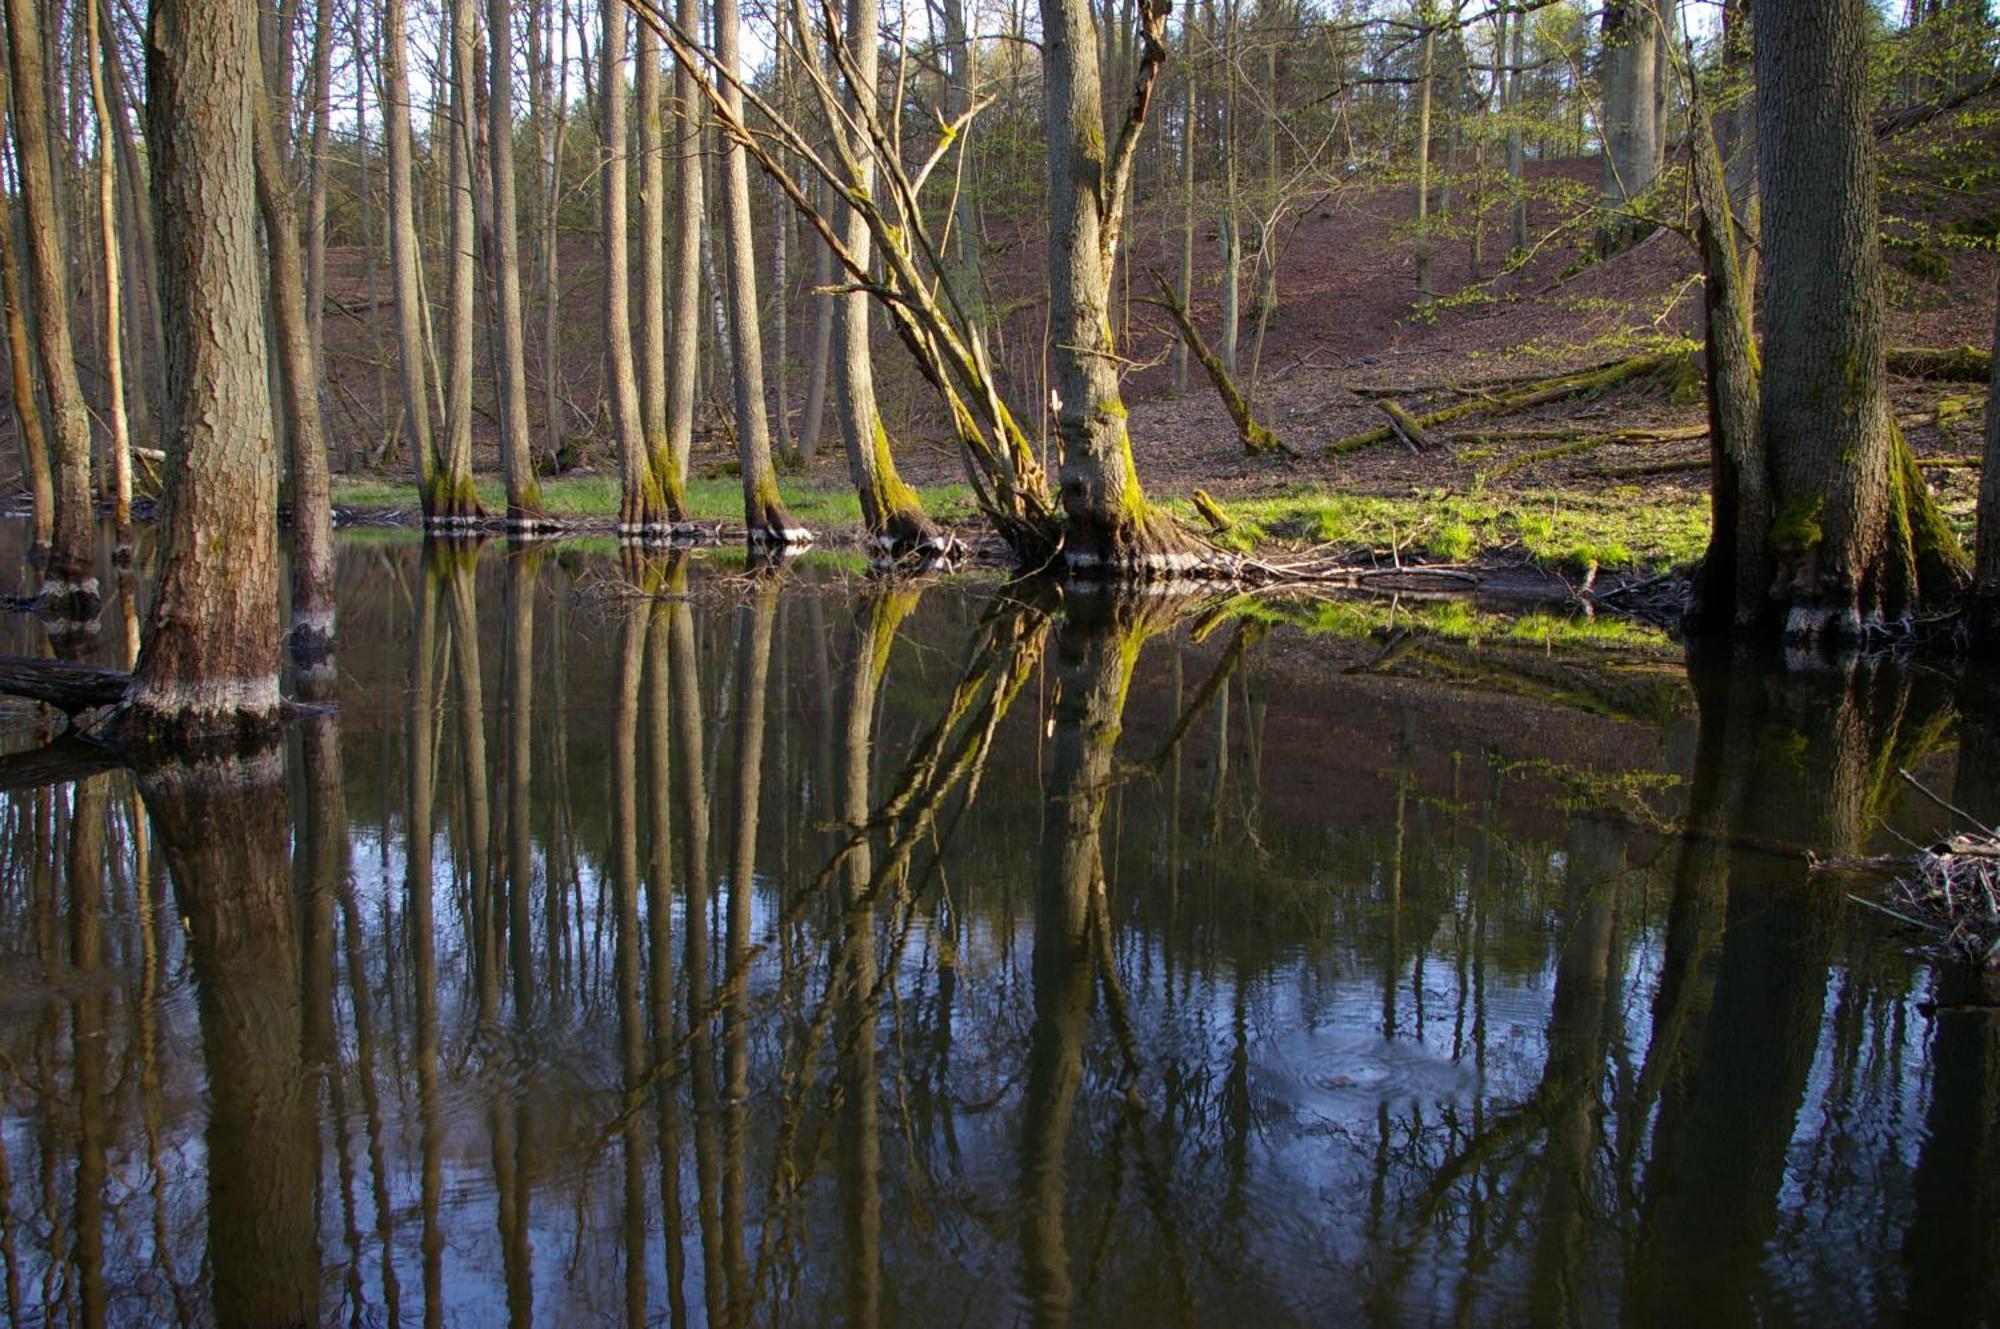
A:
332;473;979;530
1169;485;1709;574
1234;594;1674;652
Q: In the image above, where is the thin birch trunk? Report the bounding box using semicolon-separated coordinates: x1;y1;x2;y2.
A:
84;0;128;547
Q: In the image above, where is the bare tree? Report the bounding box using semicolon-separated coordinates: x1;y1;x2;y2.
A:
603;0;660;532
0;50;52;551
490;0;551;523
84;0;130;547
436;0;488;524
385;0;442;513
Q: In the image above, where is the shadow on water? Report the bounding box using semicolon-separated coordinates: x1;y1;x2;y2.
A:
0;525;1998;1324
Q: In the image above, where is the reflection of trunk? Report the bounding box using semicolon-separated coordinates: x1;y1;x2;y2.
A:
674;578;723;1329
143;753;319;1328
1526;818;1621;1325
503;549;540;1017
1630;653;1915;1322
1902;977;2000;1326
70;772;109;1326
721;588;775;1316
837;592;917;1325
642;567;688;1325
612;594;650;1323
406;564;447;1323
1019;601;1151;1327
439;543;496;1021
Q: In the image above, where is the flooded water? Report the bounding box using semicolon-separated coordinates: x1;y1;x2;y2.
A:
0;526;1997;1327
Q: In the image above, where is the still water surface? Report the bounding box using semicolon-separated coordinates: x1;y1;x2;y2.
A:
0;529;1996;1327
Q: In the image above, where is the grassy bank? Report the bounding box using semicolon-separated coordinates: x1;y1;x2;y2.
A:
333;474;1709;576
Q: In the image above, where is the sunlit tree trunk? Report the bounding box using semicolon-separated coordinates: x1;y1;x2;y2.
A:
1041;0;1193;572
303;0;334;370
1754;0;1967;637
798;172;834;458
833;0;940;548
716;0;803;541
131;0;283;740
1977;269;2000;638
1173;11;1196;395
84;0;129;548
1413;10;1434;300
603;1;659;531
661;0;702;520
3;0;96;607
1507;0;1526;254
489;0;549;523
633;15;672;530
1598;0;1660;251
434;0;487;525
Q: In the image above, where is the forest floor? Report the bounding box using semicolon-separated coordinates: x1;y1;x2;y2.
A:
311;95;1999;582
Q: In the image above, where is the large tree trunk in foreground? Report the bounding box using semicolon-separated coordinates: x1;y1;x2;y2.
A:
4;0;97;606
1754;0;1967;639
134;0;282;740
385;0;439;508
716;0;805;543
833;0;941;550
251;73;335;658
489;0;549;525
1040;0;1195;574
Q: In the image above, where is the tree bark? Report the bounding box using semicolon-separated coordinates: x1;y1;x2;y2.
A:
489;0;550;523
133;0;283;740
1755;0;1968;637
4;0;97;606
833;0;940;549
1599;0;1660;252
1413;12;1435;300
716;0;804;541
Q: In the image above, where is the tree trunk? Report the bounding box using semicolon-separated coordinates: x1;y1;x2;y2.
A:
1173;12;1196;395
84;0;129;548
1507;0;1526;254
1040;0;1191;573
385;0;440;507
798;172;834;458
303;0;333;374
435;0;486;526
603;1;659;531
1219;0;1241;366
716;0;804;541
0;52;51;551
251;72;336;659
633;14;672;530
1685;55;1766;634
3;0;97;608
1755;0;1968;637
833;0;940;549
1599;0;1660;252
132;0;283;741
1976;269;2000;637
488;0;549;524
662;0;702;521
1414;15;1435;300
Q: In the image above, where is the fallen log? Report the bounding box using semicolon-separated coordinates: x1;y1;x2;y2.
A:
0;655;131;715
1476;422;1709;482
1888;346;1990;383
1143;271;1295;458
1327;351;1682;458
1378;399;1435;451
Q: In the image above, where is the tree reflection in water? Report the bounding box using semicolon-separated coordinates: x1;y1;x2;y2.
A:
0;539;1994;1325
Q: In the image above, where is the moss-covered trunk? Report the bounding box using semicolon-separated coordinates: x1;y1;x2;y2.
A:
1753;0;1967;639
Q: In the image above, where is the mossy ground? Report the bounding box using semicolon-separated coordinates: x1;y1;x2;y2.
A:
334;474;980;531
1169;484;1711;576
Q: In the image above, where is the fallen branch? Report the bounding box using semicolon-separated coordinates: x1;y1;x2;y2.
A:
1378;399;1434;452
0;655;131;715
1888;346;1990;384
1477;423;1708;482
1326;352;1683;458
1142;270;1295;457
